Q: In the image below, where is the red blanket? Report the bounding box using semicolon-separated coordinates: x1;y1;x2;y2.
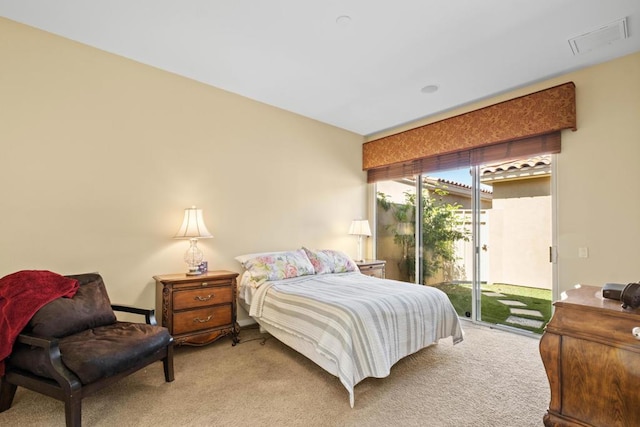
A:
0;270;79;376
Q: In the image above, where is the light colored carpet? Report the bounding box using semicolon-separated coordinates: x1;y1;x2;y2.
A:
0;321;550;426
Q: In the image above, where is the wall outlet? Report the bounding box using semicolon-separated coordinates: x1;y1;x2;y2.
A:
578;247;589;258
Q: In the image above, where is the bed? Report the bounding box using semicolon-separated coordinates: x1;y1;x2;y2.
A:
236;248;464;407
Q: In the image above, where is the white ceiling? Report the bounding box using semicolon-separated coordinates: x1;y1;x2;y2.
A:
1;0;639;136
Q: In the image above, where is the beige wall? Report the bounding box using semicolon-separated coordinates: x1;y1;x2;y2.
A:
487;177;552;290
0;18;366;323
492;176;551;199
368;52;640;297
488;195;552;290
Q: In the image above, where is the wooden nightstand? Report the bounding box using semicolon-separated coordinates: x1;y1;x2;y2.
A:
356;260;386;278
154;270;239;346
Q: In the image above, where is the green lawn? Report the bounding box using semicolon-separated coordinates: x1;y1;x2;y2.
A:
431;282;552;334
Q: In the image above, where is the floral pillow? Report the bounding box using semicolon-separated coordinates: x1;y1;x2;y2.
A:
242;249;315;283
302;247;358;274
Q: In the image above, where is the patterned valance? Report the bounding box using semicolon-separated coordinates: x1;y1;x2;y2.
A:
367;132;561;183
363;82;576;171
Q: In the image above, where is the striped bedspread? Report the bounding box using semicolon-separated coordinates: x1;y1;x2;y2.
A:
249;272;464;407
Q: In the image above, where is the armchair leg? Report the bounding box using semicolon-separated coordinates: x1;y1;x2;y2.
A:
0;377;17;411
163;346;175;382
64;394;81;427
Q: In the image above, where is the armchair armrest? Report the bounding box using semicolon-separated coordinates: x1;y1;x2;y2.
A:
111;304;157;325
15;332;81;391
16;332;58;348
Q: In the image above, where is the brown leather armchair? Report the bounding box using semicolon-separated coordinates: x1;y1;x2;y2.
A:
0;273;174;427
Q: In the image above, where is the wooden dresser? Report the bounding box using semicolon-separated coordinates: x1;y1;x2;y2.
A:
154;270;239;346
540;285;640;427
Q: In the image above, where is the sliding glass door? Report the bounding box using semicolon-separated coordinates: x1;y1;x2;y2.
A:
417;168;474;318
474;157;554;333
374;156;554;334
375;179;417;284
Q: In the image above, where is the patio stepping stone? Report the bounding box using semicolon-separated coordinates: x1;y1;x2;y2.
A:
482;292;506;297
510;308;544;318
474;289;548;331
498;300;527;307
506;315;545;329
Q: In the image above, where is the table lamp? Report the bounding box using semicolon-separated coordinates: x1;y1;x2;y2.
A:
348;219;371;262
174;206;213;275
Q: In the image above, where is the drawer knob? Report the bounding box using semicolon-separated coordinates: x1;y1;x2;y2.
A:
194;315;213;323
194;294;213;301
201;282;209;287
632;327;640;340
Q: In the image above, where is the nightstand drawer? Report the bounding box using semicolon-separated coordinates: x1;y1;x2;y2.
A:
356;260;386;279
173;305;232;335
173;286;232;310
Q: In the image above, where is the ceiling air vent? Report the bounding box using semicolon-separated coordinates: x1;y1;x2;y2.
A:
568;17;628;55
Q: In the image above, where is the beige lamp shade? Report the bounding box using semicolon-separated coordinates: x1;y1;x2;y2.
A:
174;207;213;239
348;219;372;237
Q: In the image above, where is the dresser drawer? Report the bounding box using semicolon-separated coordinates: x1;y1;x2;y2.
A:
550;303;640;348
173;286;232;310
172;305;232;335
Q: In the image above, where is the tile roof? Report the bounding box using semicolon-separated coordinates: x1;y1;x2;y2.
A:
481;155;551;175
